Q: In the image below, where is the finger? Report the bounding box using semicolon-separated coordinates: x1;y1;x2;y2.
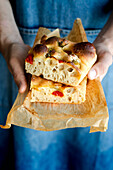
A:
18;76;27;93
9;58;27;93
88;52;112;80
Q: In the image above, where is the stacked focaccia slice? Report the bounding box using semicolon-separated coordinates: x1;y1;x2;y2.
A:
30;75;87;104
25;33;97;104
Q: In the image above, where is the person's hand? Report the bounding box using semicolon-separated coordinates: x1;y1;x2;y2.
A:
4;42;30;93
88;39;113;81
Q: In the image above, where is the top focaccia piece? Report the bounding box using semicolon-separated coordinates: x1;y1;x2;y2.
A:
25;36;97;86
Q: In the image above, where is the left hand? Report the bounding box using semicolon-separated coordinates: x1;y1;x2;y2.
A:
4;42;31;93
88;39;113;81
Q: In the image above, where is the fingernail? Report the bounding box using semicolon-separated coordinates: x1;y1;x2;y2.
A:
19;86;26;93
88;69;97;80
19;83;26;93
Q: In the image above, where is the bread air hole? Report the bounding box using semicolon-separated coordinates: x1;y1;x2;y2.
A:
33;69;36;73
67;88;75;94
59;78;62;80
50;60;52;65
59;64;64;70
79;94;82;98
52;74;55;78
68;97;71;101
67;88;71;93
46;59;52;65
28;117;32;125
70;71;76;77
52;68;56;72
67;67;73;72
38;61;41;65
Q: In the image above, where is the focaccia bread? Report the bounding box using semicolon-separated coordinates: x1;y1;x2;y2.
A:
25;36;97;86
30;75;87;104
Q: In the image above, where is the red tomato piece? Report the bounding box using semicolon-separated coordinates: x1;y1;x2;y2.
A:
25;54;34;64
58;60;64;63
52;91;64;97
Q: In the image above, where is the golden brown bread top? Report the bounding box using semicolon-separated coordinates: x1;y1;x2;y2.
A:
42;36;59;46
26;36;96;73
33;44;48;54
72;42;96;64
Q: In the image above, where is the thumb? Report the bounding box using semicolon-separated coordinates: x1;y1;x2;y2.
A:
88;51;112;80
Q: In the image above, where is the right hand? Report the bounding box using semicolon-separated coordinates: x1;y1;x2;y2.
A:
88;40;113;81
4;42;31;93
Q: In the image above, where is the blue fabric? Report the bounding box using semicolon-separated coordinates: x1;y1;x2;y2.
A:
0;1;113;170
10;0;111;30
